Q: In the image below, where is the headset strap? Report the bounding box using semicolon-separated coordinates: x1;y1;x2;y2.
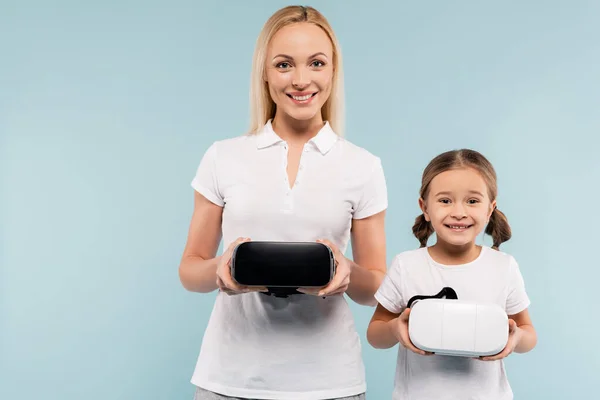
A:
260;287;301;298
406;286;458;309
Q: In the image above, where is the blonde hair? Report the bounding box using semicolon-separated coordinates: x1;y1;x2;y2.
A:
248;5;345;136
412;149;512;250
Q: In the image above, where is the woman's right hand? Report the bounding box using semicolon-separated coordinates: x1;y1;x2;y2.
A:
389;308;433;356
216;237;268;295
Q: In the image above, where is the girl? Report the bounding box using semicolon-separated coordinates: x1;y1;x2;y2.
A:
179;5;388;400
367;149;537;400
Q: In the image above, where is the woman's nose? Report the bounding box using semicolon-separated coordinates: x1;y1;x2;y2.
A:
292;67;310;89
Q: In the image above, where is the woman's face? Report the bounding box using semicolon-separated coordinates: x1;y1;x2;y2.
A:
265;22;334;125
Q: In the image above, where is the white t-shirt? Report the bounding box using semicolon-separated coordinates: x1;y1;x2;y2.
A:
374;246;531;400
189;120;388;400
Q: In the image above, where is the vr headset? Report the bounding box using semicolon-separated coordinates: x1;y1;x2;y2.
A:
407;287;509;357
230;241;336;298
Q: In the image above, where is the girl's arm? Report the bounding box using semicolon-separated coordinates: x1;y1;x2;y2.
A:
367;303;429;355
367;303;400;349
510;308;537;353
481;308;537;361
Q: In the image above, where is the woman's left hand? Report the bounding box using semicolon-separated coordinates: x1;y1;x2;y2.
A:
297;239;351;297
479;319;521;361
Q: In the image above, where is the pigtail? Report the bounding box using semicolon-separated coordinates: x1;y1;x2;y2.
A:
485;208;512;250
412;214;434;248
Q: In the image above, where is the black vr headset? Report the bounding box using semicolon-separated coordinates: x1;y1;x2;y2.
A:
230;241;336;298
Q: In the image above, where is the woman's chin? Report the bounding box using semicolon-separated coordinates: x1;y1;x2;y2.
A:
280;107;322;122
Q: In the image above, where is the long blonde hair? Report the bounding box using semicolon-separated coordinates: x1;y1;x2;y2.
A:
248;5;345;136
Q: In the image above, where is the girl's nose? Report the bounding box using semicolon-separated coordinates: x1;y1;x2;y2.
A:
451;203;467;218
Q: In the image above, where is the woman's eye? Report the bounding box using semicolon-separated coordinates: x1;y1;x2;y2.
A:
276;62;291;69
311;60;325;67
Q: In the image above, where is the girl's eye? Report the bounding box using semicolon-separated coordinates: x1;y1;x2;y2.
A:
468;199;480;204
439;199;450;204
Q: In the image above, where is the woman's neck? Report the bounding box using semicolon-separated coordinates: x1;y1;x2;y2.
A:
271;113;324;147
428;240;481;266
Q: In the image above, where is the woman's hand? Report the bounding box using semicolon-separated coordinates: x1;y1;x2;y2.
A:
479;319;521;361
216;237;267;295
298;239;351;297
389;308;433;356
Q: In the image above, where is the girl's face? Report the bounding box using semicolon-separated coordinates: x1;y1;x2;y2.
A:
420;168;496;248
265;22;333;125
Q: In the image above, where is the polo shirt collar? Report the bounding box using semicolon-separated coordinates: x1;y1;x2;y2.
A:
256;120;338;155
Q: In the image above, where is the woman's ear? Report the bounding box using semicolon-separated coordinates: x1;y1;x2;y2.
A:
418;197;430;222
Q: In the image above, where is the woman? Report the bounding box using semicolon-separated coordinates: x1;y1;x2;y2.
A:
179;5;388;400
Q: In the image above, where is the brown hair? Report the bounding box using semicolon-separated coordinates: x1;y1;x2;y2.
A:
412;149;511;250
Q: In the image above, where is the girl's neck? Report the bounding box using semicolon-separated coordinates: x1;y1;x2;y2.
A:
428;240;481;266
271;112;324;147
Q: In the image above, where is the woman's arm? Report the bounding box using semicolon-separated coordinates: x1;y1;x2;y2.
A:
178;191;223;293
346;210;387;306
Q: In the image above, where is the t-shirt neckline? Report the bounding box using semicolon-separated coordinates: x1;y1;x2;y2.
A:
424;245;489;270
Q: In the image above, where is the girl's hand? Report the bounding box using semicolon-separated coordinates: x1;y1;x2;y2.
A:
216;237;267;295
390;308;433;356
298;239;350;297
479;319;521;361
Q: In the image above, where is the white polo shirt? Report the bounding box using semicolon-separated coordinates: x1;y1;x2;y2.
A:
189;120;388;400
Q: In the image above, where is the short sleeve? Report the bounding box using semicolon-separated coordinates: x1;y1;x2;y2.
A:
505;256;531;315
374;255;405;314
353;157;388;219
190;142;224;207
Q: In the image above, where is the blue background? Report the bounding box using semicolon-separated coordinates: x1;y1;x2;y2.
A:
1;0;598;398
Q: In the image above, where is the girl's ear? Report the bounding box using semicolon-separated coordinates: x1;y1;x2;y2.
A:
488;200;497;221
418;197;430;222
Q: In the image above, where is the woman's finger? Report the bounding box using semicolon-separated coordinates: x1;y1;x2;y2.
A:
317;239;341;261
297;288;321;295
325;285;349;296
219;240;249;292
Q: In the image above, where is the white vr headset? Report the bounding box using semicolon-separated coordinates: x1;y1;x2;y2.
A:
407;287;509;357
